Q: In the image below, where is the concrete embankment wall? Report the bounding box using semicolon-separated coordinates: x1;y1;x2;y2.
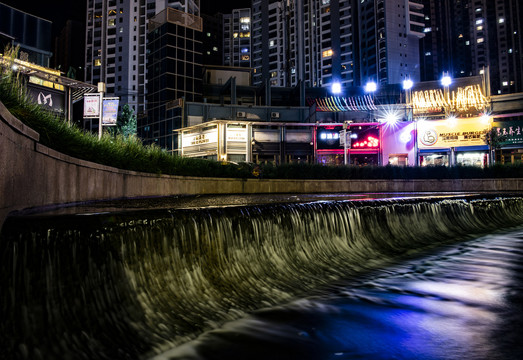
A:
2;101;523;228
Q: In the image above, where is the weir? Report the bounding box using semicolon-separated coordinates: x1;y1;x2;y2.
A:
1;194;523;359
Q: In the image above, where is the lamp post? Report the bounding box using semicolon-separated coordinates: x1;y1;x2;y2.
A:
342;121;352;165
441;73;452;114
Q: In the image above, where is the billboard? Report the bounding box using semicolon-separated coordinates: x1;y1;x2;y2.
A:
83;94;101;118
102;98;119;125
410;76;488;117
26;84;65;114
417;117;489;149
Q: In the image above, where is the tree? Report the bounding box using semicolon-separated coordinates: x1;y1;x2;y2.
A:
116;104;137;138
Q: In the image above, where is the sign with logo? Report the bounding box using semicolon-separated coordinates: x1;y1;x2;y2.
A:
417;117;489;149
102;98;119;125
83;94;101;118
26;84;65;114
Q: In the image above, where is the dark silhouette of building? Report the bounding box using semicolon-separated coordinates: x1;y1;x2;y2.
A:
0;2;52;66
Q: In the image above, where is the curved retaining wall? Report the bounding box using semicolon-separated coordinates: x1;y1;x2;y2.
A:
1;101;523;228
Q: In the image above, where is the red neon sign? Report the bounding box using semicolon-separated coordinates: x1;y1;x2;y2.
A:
352;136;379;148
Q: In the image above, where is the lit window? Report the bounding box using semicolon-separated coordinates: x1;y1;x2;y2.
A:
475;19;483;25
425;51;431;56
322;49;333;58
240;17;250;24
207;32;211;37
477;25;483;31
502;81;508;86
233;33;238;38
94;59;101;66
423;27;432;33
477;37;484;43
271;71;277;78
269;40;275;47
475;7;482;12
213;47;218;51
465;40;470;45
109;19;116;26
499;18;505;24
241;48;249;53
241;55;250;61
109;9;116;16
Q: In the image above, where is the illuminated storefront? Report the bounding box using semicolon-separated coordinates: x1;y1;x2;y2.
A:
381;121;416;166
410;76;491;167
314;123;380;166
492;119;523;164
180;121;250;162
417;116;490;167
179;120;312;164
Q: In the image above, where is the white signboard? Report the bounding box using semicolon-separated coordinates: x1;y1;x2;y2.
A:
226;129;247;142
182;130;219;148
83;94;101;118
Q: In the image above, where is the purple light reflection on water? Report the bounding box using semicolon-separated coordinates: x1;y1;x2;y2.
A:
156;228;523;360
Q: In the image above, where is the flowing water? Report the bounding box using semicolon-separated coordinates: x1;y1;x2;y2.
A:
1;194;523;359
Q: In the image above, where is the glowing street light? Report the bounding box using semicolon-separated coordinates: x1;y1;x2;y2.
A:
441;75;452;87
365;81;377;93
331;81;342;95
402;79;414;90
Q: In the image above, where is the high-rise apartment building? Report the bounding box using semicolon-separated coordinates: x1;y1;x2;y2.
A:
358;0;425;87
252;0;359;89
223;8;252;68
139;7;203;152
420;0;522;95
201;12;223;66
84;0;201;117
250;0;423;91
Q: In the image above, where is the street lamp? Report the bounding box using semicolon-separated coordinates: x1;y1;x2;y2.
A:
331;81;342;95
402;79;413;90
440;75;452;87
342;120;352;165
403;79;414;121
365;81;377;93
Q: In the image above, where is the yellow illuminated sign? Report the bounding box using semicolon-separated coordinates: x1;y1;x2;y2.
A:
412;84;488;115
417;117;489;149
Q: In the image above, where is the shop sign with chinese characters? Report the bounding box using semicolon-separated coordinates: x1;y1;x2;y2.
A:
492;121;523;146
417;117;489;149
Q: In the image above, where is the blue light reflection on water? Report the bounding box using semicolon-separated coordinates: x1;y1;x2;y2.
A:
158;227;523;360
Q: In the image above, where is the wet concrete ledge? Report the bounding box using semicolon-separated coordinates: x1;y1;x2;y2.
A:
2;100;523;229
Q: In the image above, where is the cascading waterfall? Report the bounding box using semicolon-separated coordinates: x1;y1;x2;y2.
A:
1;196;523;359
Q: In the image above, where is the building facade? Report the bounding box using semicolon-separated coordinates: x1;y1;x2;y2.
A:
250;0;423;92
358;0;425;87
139;7;203;152
0;3;52;67
223;8;252;68
420;0;522;95
84;0;201;118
